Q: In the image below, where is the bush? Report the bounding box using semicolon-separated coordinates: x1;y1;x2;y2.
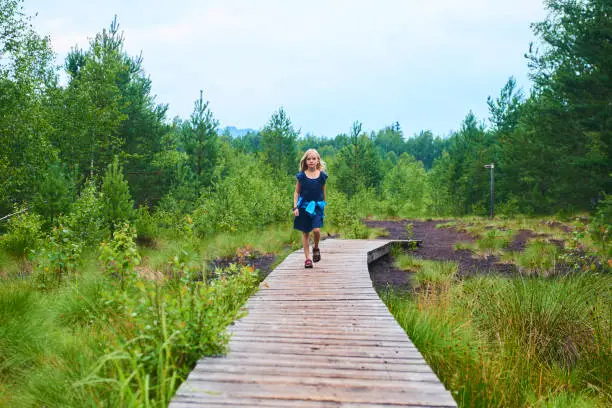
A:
101;156;135;231
497;196;521;218
472;275;601;369
516;240;561;275
32;162;75;225
382;153;427;217
0;209;43;258
477;229;513;254
36;225;83;288
561;218;608;273
134;206;158;246
63;179;108;247
153;197;193;239
99;223;141;287
79;263;258;405
325;189;368;238
192;153;290;236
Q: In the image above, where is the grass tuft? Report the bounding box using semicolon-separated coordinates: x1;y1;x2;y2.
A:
382;251;611;407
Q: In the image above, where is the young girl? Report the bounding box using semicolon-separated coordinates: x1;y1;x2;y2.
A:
292;149;328;268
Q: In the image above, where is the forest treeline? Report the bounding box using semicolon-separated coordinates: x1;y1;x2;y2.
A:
1;0;610;235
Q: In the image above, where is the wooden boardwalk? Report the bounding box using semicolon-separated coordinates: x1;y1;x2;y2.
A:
170;239;457;407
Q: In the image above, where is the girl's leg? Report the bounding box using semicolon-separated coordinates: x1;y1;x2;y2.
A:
302;232;311;259
312;228;321;249
312;228;321;262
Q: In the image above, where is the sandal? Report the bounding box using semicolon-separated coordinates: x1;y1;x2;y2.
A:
304;259;313;268
312;247;321;263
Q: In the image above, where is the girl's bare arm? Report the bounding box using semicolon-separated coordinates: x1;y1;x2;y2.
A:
293;181;301;215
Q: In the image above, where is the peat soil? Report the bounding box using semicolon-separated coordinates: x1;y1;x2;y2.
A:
365;219;520;292
209;252;277;280
209;219;552;289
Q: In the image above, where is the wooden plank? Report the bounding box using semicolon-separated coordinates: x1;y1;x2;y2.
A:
228;330;410;342
172;382;456;406
246;299;386;305
229;337;416;348
252;290;383;296
228;327;411;338
238;313;399;321
241;307;391;313
205;353;433;372
190;364;441;382
259;283;375;288
227;344;422;359
242;302;390;309
245;297;382;302
242;313;395;319
239;310;392;317
185;373;448;391
172;397;442;407
235;321;403;330
231;321;407;330
196;356;433;373
231;321;410;332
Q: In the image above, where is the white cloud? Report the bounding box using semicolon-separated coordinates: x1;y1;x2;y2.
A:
24;0;547;136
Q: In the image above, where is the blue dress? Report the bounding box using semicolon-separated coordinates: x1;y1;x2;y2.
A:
294;171;328;233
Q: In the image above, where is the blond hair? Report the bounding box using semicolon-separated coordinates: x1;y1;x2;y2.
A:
299;148;326;172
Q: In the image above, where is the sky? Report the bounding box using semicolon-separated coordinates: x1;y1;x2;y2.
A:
24;0;547;138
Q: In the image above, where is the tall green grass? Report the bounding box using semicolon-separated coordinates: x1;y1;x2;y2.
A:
383;254;611;407
70;262;258;407
450;228;513;257
515;240;561;275
0;263;104;407
0;221;289;407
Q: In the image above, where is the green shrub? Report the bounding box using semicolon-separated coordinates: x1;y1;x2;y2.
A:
497;196;521;218
560;219;607;273
78;263;258;406
53;265;108;328
63;179;108;247
471;202;488;217
32;162;75;225
153;198;192;239
472;275;601;369
101;157;135;231
325;189;369;238
99;223;141;287
0;281;55;392
394;253;422;271
383;263;611;407
0;209;43;258
36;225;83;288
192;154;290;236
476;228;512;254
414;260;457;288
134;206;159;246
404;223;415;239
382;153;427;217
516;240;561;275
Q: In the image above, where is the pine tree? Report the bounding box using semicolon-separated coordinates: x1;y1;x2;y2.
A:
101;156;135;230
335;122;382;198
179;90;220;189
261;107;298;175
